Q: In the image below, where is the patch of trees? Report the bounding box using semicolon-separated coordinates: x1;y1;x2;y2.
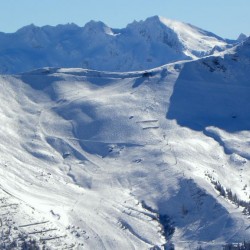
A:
196;241;250;250
142;72;154;77
0;235;41;250
210;179;250;215
141;200;175;249
202;58;227;73
223;241;250;250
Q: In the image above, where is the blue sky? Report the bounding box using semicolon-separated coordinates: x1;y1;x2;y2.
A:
0;0;248;39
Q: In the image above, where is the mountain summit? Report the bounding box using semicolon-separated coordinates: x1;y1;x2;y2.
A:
237;33;248;42
0;16;234;74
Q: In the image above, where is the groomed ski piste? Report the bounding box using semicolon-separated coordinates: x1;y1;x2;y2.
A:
0;26;250;250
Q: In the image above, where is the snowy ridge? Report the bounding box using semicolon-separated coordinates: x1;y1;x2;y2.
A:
0;16;233;74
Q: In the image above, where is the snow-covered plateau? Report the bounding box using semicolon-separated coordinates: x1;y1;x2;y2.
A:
0;16;249;250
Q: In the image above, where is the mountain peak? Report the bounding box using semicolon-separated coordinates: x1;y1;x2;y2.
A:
144;15;163;23
130;15;176;26
16;23;39;33
83;20;114;35
237;33;247;42
127;15;172;29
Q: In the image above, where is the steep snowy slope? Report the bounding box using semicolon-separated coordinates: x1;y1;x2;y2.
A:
168;37;250;132
0;38;250;249
0;16;231;74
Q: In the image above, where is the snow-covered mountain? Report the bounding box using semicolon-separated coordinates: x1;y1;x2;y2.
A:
0;35;249;249
0;16;233;74
237;33;248;42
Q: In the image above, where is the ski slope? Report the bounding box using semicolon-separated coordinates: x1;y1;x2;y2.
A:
0;37;249;249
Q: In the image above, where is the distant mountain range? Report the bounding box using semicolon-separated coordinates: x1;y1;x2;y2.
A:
0;16;244;74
